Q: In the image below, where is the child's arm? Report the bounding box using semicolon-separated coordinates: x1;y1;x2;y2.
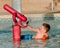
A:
27;25;38;32
24;21;38;32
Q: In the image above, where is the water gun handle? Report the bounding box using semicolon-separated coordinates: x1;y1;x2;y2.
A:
26;21;29;24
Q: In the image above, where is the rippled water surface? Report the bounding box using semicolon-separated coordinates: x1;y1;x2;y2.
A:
0;17;60;48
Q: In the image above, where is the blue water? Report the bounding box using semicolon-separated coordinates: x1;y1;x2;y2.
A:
0;17;60;48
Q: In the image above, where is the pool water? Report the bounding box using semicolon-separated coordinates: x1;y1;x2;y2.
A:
0;17;60;48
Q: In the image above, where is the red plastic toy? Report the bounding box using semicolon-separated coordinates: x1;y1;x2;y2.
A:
3;4;27;41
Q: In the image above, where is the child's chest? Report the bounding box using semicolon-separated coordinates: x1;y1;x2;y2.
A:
36;32;45;38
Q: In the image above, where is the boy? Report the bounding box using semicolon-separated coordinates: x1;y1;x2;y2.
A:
21;23;50;40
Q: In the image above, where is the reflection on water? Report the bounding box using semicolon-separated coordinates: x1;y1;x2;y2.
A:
20;39;47;48
13;41;20;48
0;36;60;48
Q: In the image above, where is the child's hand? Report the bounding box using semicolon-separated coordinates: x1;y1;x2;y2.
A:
23;23;28;26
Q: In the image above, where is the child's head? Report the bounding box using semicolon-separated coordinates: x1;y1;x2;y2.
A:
40;23;50;33
42;23;50;32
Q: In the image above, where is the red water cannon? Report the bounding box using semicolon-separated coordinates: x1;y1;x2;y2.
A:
3;4;27;41
3;4;27;22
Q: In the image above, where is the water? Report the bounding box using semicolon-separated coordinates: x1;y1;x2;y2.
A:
0;17;60;48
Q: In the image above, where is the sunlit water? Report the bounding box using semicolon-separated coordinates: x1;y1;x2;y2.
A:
0;17;60;48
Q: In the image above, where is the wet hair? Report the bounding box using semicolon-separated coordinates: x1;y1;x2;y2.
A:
42;23;50;32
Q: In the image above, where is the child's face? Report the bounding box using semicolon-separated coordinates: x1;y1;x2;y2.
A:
40;25;47;33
